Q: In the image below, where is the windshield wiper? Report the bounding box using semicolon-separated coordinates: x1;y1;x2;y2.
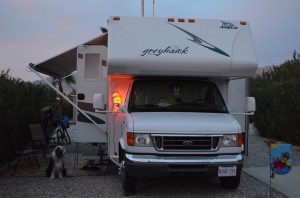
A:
166;103;227;113
133;104;158;108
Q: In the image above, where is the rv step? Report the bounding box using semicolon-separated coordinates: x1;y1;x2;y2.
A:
86;156;110;166
110;155;120;166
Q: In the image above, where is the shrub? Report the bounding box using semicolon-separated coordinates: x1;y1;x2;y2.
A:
0;70;57;166
251;51;300;145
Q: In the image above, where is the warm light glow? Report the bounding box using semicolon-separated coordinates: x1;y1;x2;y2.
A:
109;75;133;112
113;92;121;111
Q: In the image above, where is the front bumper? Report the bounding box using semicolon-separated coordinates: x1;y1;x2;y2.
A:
125;153;244;177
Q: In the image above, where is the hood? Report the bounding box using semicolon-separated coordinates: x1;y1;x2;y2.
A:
131;112;240;133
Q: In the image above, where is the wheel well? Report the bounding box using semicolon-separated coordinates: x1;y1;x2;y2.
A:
118;142;125;163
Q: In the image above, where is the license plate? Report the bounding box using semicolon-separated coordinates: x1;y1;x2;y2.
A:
218;166;237;177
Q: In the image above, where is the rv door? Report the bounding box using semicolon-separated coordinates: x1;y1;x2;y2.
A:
76;45;108;143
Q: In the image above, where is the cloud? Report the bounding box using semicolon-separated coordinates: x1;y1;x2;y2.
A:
0;28;92;81
5;0;36;19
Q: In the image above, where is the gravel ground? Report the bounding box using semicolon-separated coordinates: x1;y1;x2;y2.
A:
0;172;287;198
1;125;298;197
244;126;300;167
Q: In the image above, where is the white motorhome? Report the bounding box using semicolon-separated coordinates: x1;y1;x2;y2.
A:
30;16;257;193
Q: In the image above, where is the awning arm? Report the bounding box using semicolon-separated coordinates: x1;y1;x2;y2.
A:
28;63;106;133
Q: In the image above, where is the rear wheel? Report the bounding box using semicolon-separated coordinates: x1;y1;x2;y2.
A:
219;175;241;189
56;128;71;145
56;128;62;144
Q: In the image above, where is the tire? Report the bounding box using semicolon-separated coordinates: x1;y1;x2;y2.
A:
56;128;71;145
61;128;71;144
56;128;63;144
121;168;138;195
219;175;241;189
119;145;137;195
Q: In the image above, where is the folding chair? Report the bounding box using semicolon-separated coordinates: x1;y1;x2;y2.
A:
29;124;57;163
8;131;40;170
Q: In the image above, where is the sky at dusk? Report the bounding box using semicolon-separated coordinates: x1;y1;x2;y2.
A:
0;0;299;81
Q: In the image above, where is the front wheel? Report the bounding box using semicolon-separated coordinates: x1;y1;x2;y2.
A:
121;169;138;196
119;146;137;195
219;175;241;189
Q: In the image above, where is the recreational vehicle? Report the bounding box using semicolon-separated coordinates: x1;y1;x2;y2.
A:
30;16;257;193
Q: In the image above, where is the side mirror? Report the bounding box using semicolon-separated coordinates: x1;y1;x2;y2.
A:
245;97;256;113
93;93;105;109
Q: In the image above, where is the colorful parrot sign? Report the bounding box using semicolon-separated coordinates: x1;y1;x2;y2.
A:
269;143;292;178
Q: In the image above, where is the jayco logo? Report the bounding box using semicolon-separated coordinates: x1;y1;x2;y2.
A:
220;21;238;29
141;46;189;56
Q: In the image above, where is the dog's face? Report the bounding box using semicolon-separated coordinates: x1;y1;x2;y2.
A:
54;145;67;159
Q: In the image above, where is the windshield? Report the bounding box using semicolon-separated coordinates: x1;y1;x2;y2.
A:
128;79;228;113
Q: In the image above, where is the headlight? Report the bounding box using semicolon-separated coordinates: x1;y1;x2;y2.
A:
135;134;152;146
127;132;153;147
221;134;242;147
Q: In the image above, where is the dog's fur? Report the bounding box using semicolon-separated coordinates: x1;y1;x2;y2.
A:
46;145;67;179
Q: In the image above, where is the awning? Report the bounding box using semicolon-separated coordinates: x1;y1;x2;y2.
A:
32;33;108;77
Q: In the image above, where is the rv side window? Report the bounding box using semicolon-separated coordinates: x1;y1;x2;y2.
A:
85;54;101;81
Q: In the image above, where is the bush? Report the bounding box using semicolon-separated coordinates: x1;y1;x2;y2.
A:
0;70;57;166
251;51;300;145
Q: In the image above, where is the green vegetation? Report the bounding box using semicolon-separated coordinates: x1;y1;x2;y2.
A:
0;70;57;166
251;51;300;145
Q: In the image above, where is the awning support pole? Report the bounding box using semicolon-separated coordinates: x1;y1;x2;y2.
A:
28;63;106;133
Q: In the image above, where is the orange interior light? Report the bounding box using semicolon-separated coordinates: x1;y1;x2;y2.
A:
127;132;134;146
113;92;121;111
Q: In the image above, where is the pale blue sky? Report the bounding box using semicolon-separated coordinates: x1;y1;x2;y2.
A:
1;0;299;81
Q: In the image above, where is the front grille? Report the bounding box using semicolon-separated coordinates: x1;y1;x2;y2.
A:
152;135;220;151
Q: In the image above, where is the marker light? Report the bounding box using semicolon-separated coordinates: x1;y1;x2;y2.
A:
112;92;121;111
127;132;134;146
240;21;247;25
188;19;195;23
178;18;185;22
113;16;120;21
238;134;243;147
168;18;175;22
